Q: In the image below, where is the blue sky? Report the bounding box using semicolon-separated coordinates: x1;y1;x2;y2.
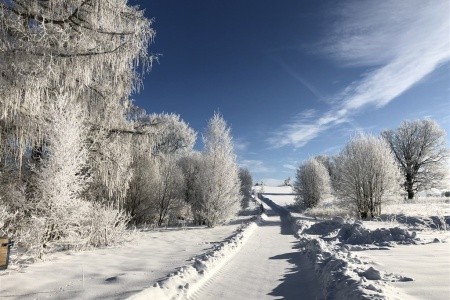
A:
131;0;450;185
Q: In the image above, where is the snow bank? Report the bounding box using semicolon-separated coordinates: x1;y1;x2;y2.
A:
127;220;258;300
300;218;418;246
298;234;385;299
337;222;417;246
375;214;449;230
295;218;421;299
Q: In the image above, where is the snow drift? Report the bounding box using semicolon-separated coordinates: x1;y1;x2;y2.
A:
128;220;258;300
296;218;422;299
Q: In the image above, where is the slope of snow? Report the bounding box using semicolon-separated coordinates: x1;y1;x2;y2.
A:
0;218;252;299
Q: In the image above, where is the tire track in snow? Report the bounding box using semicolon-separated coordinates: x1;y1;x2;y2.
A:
189;197;324;300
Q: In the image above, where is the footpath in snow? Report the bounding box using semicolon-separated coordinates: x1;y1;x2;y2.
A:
189;196;324;300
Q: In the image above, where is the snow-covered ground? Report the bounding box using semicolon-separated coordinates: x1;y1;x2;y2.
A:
252;185;293;195
258;187;450;299
0;218;252;299
2;186;448;299
354;232;450;299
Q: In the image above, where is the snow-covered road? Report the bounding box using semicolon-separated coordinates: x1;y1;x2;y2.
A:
190;196;324;300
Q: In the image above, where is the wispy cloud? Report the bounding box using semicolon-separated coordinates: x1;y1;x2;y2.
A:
239;159;269;173
283;164;297;171
234;138;249;151
268;0;450;148
276;59;326;101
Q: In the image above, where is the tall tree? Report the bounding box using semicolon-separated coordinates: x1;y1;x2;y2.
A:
334;135;401;218
0;0;154;201
0;0;153;132
31;98;90;256
197;113;241;227
381;119;448;199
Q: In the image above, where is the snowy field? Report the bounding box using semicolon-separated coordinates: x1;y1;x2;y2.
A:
0;217;253;299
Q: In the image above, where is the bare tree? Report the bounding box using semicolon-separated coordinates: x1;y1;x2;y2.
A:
334;135;401;218
178;152;204;223
294;158;331;209
381;119;448;199
124;156;159;225
155;157;185;226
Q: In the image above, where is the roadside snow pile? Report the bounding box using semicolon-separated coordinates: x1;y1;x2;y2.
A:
302;218;344;236
375;214;449;230
300;218;418;247
296;218;421;299
128;220;257;300
298;234;385;299
337;222;417;246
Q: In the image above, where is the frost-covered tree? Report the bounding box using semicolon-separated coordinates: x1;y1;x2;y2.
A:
178;152;203;223
124;113;196;225
0;0;154;206
314;155;337;192
30;98;91;255
0;0;153;157
0;1;153;259
294;158;331;209
124;156;159;225
334;135;401;218
153;156;185;226
238;168;253;208
381;119;449;199
283;177;291;186
196;114;241;227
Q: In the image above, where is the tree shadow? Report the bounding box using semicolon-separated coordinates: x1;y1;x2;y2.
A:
260;196;295;235
268;241;325;300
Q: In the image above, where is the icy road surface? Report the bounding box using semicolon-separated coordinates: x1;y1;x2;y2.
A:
190;196;323;300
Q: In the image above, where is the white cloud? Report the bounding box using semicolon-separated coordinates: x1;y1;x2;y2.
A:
268;0;450;149
239;159;269;173
234;138;249;151
283;164;297;171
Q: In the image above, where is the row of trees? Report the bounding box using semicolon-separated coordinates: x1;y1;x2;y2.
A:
125;114;243;228
294;119;448;218
0;1;245;261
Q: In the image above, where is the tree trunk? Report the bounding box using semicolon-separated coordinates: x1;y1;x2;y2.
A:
405;173;414;200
